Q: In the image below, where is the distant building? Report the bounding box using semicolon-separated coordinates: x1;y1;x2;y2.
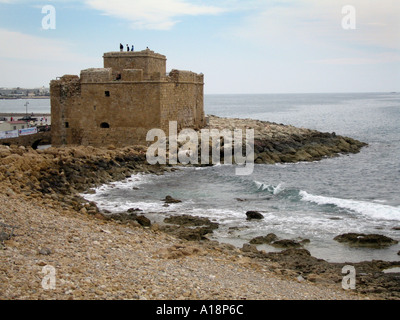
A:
0;121;27;132
50;49;205;147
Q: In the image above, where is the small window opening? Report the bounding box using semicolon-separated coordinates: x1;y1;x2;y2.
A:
105;91;110;97
100;122;110;129
65;122;69;128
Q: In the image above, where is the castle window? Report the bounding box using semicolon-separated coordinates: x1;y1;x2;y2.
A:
94;106;97;111
65;122;69;128
100;122;110;129
105;91;110;97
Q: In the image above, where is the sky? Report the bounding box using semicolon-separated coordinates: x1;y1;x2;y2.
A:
0;0;399;94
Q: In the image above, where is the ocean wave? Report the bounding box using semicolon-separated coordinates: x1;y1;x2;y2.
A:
253;181;285;195
299;190;400;221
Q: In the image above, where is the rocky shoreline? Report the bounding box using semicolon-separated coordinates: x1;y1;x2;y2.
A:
2;116;399;300
207;115;367;164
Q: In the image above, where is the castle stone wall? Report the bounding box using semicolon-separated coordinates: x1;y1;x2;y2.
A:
81;68;112;83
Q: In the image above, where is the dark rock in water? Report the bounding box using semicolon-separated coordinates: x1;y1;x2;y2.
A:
392;227;400;231
334;233;399;248
299;239;311;245
135;215;151;227
127;208;143;213
246;211;264;220
163;195;182;204
271;239;302;249
250;234;278;244
164;215;219;230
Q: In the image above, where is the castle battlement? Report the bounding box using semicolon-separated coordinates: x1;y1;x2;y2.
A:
50;50;205;147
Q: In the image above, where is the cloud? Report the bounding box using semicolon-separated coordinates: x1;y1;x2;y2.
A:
0;28;98;87
309;53;400;66
0;28;95;62
228;0;400;54
84;0;226;30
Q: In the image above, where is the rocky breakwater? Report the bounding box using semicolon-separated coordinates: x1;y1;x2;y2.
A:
207;115;367;164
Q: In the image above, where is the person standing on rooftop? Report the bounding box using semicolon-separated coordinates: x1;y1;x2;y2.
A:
120;43;123;52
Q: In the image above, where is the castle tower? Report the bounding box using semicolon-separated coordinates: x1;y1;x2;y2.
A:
50;49;205;147
103;49;167;80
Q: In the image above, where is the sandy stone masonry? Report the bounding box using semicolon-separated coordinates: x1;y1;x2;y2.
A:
50;49;205;147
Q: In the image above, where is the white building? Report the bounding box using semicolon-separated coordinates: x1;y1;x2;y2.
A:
0;121;27;132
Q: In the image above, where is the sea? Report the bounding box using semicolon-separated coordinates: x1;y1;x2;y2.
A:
0;99;51;114
2;93;400;263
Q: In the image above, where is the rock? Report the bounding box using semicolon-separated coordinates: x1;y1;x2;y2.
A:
164;215;219;230
94;213;108;221
307;274;324;283
299;239;310;245
39;248;52;255
279;248;312;257
334;233;399;248
163;195;182;204
249;234;278;244
176;227;211;241
135;215;151;227
110;212;138;223
156;245;201;259
160;225;212;241
241;243;259;254
270;239;302;249
245;211;264;220
127;208;143;213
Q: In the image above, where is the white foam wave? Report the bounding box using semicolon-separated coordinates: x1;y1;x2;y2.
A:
254;181;285;194
300;191;400;221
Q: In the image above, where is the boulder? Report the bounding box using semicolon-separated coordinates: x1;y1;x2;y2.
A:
246;211;264;220
164;215;218;230
163;195;182;204
250;234;278;244
334;233;398;248
160;225;212;241
135;215;151;227
270;239;302;249
241;243;259;254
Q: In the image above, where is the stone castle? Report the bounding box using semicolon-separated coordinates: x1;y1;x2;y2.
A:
50;49;205;147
